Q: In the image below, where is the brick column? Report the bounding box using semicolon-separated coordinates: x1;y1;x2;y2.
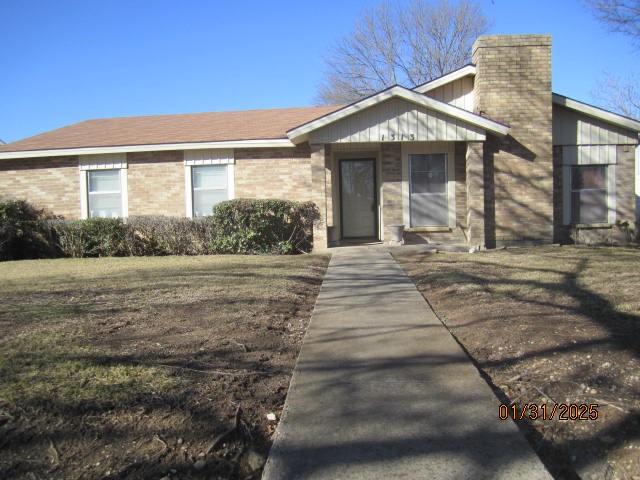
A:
466;142;485;249
381;143;403;243
473;35;553;245
310;143;329;251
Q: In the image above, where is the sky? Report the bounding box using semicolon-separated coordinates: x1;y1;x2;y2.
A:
0;0;637;143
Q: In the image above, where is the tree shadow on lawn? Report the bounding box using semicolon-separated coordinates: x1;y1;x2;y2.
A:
395;248;640;479
0;256;329;480
0;321;299;480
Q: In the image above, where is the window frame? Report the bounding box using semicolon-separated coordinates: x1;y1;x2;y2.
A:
79;154;128;219
87;169;123;218
184;149;235;218
401;142;456;230
568;164;610;225
190;164;230;217
408;153;449;227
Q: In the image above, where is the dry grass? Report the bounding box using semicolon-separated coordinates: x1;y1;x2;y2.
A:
0;254;329;480
394;246;640;480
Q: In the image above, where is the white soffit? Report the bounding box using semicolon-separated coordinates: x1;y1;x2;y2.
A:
287;85;509;143
0;139;294;160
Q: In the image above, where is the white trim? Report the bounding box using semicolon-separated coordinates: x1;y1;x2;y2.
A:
184;149;234;166
120;168;129;218
413;65;477;94
79;153;127;170
227;163;235;200
287;86;510;142
185;165;193;218
80;170;88;219
553;93;640;133
0;139;293;160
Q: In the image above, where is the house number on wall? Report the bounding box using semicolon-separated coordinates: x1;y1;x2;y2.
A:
380;133;416;141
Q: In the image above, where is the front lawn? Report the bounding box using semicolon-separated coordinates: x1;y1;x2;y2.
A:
394;246;640;480
0;254;328;480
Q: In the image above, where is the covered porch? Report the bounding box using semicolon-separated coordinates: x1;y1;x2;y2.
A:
285;86;509;251
309;140;485;250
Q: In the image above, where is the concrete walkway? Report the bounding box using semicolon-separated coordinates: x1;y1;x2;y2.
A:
262;247;552;480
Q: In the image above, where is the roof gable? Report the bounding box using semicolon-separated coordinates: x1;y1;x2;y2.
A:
552;93;640;133
413;65;477;94
287;85;509;144
307;97;486;144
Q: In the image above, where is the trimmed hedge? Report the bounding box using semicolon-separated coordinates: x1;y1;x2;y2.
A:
0;198;319;260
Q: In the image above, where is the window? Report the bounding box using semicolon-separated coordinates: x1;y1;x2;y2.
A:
88;169;122;218
191;165;229;217
409;153;448;226
570;165;608;224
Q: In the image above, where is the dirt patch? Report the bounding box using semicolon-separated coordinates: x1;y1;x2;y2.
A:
0;254;329;479
394;246;640;480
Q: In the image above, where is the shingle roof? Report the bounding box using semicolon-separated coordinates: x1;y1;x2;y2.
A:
0;105;342;153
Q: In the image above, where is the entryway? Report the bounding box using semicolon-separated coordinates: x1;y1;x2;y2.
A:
339;158;378;241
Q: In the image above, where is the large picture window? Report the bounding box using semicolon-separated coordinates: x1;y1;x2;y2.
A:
88;169;122;218
191;165;229;217
570;165;608;224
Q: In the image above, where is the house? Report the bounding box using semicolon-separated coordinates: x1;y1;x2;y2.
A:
1;34;638;250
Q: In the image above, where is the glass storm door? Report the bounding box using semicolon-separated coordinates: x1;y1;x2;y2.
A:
409;154;448;226
340;159;377;239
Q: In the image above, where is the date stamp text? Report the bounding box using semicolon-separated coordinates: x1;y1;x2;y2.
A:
499;403;599;421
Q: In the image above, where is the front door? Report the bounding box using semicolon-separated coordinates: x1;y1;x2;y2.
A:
340;159;377;239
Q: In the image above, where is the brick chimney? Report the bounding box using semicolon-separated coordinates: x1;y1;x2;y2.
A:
472;35;554;246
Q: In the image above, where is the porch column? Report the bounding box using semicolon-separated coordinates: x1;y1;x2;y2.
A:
310;143;330;251
381;142;403;243
466;141;486;249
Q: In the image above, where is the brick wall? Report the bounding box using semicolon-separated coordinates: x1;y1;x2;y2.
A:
473;35;554;246
127;150;184;216
0;156;80;218
381;142;402;242
235;144;312;201
310;143;330;250
454;142;467;231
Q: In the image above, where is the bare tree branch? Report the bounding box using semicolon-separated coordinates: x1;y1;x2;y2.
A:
587;1;640;118
316;0;488;104
593;73;640;118
588;0;640;43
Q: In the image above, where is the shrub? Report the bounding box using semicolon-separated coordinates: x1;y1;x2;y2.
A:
126;216;217;256
0;199;57;260
0;198;319;260
52;218;129;258
210;199;319;254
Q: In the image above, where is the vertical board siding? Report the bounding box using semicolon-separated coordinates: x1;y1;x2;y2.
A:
561;145;617;165
424;76;475;111
184;149;234;165
309;98;485;144
553;105;637;145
